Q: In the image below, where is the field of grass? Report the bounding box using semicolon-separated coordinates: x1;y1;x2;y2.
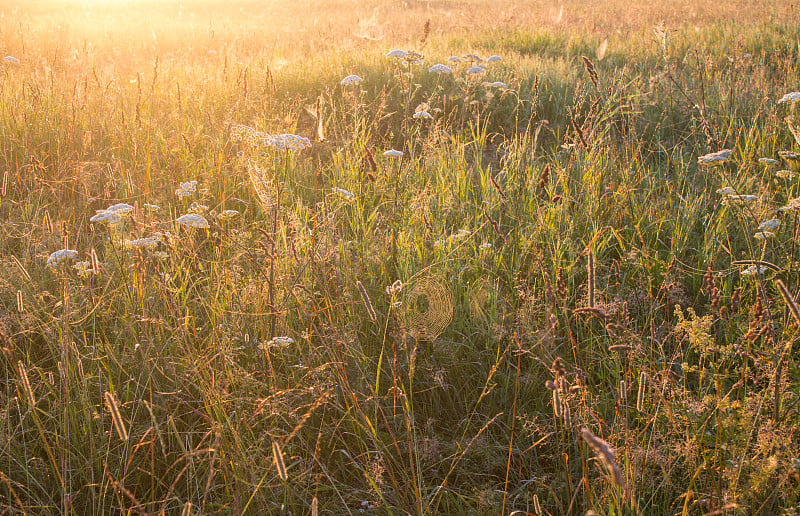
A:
2;0;800;514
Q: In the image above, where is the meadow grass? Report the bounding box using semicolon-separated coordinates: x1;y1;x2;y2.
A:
1;0;800;514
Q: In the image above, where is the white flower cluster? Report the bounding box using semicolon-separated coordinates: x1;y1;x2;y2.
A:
428;64;453;74
46;249;79;269
340;74;363;86
90;210;122;225
175;180;198;199
122;235;161;250
259;336;295;350
217;209;240;219
698;149;733;165
176;213;210;229
231;124;311;151
384;149;403;158
778;92;800;104
741;264;767;276
72;260;95;278
3;56;19;64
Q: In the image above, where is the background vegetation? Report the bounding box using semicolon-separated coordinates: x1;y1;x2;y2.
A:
1;0;800;514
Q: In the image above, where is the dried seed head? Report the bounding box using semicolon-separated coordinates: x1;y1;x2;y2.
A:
580;428;625;491
537;163;551;192
636;371;648;412
556;268;567;299
587;250;596;308
272;441;288;481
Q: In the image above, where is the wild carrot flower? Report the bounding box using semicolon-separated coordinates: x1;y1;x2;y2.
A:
217;209;240;219
759;157;778;165
698;149;733;165
106;203;135;215
413;110;433;119
467;65;486;75
777;169;797;179
486;55;503;63
779;197;800;211
3;56;19;64
340;74;363;86
175;181;198;199
778;92;800;104
46;249;79;269
384;149;403;158
484;81;508;90
176;213;210;229
387;49;409;59
716;187;735;195
447;56;462;63
463;53;483;62
428;64;453;74
122;236;161;250
754;231;775;240
759;219;780;231
90;210;122;225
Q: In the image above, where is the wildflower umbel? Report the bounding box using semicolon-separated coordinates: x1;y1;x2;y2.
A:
384;149;403;158
340;74;363;86
428;64;453;74
176;213;210;229
90;210;122;225
230;124;311;151
175;181;198;199
46;249;79;269
698;149;733;165
778;92;800;104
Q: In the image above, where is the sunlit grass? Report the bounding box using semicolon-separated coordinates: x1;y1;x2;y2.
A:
1;0;800;514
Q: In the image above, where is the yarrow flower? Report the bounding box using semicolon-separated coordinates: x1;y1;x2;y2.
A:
230;125;311;151
754;231;775;240
484;81;508;90
332;187;355;200
386;49;409;59
106;203;135;215
466;65;486;75
384;149;403;158
447;56;462;63
259;336;295;350
176;213;210;229
759;157;778;165
779;150;800;164
340;74;363;86
463;53;483;62
175;180;198;199
122;235;161;250
46;249;79;269
723;194;758;205
189;202;209;213
759;219;781;231
486;55;503;63
777;169;797;179
217;209;240;219
90;210;123;225
698;149;733;165
428;64;453;74
778;92;800;104
780;197;800;211
72;261;95;278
